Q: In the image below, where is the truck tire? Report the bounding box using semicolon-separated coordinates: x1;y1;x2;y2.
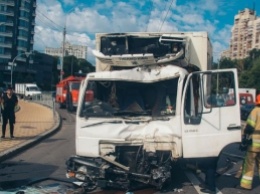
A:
26;95;32;100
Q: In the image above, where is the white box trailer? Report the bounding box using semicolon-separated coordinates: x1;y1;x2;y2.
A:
94;31;212;72
15;83;42;99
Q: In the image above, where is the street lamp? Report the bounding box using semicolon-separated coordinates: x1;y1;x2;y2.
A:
10;51;32;86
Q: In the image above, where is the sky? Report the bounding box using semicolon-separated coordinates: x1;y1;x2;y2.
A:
34;0;260;65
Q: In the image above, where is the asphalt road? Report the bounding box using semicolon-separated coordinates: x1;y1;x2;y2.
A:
0;105;76;190
0;105;260;193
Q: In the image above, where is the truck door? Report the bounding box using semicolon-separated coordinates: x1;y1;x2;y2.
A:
181;69;241;158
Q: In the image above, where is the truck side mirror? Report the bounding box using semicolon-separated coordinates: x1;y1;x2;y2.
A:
85;90;94;102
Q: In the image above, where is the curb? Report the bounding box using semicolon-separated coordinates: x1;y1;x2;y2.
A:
0;106;62;163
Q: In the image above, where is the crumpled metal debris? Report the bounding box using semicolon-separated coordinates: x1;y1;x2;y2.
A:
173;188;183;193
0;183;84;194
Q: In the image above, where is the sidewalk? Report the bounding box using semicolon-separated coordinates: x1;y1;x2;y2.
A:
0;100;61;162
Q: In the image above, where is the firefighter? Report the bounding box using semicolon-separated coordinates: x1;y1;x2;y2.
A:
238;94;260;190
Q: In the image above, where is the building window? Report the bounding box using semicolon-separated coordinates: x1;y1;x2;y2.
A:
0;14;6;21
19;20;29;28
20;10;29;17
19;29;28;37
18;40;27;47
0;58;8;63
0;25;6;32
0;48;4;54
0;5;7;12
0;36;5;43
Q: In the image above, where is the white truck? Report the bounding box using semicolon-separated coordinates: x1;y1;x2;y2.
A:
66;32;241;191
15;83;42;100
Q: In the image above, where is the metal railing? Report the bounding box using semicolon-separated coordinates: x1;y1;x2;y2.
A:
27;92;56;117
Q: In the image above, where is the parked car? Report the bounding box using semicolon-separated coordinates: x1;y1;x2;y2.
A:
240;104;255;121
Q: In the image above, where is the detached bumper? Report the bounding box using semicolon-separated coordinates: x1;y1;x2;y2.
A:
65;155;130;189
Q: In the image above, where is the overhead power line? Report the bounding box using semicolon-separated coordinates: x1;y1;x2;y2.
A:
158;0;174;32
36;10;64;30
34;34;47;48
36;15;62;32
157;0;169;31
145;0;154;32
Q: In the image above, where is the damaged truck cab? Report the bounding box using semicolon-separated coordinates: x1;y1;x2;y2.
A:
66;32;241;191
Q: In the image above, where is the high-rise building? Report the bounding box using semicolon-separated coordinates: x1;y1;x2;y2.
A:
222;8;260;60
45;42;88;59
220;49;230;59
0;0;36;86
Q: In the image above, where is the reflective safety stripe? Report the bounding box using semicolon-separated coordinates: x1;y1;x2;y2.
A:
241;178;252;186
242;175;253;181
247;118;256;128
241;175;253;187
252;142;260;148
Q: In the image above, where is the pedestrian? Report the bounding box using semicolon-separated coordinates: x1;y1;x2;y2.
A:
1;85;18;138
238;94;260;190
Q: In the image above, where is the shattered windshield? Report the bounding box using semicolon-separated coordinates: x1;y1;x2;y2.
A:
80;78;178;118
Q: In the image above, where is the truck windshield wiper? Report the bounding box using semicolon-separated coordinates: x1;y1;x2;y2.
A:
114;111;149;116
152;117;171;121
82;120;123;128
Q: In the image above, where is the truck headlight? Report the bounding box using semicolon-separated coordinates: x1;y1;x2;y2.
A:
75;166;87;181
78;166;87;174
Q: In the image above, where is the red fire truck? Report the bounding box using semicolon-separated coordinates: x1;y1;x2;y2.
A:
55;75;85;111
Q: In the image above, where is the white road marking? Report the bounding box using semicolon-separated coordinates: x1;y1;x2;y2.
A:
185;171;223;194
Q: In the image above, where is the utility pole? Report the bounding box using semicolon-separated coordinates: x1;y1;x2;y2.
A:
71;57;74;75
61;27;66;81
60;7;76;80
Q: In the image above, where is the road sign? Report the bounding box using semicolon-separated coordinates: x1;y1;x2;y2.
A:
5;66;11;70
8;62;16;66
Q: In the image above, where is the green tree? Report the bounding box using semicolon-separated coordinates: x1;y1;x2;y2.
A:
218;49;260;92
218;58;237;69
51;56;59;89
249;48;260;60
243;57;252;70
62;56;95;78
239;71;252;88
77;58;95;73
248;57;260;92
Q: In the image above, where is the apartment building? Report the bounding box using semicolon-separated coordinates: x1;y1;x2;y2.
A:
0;0;36;86
220;49;231;59
224;8;260;60
45;42;88;59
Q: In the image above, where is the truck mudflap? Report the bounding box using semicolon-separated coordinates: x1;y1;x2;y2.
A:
66;150;174;191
